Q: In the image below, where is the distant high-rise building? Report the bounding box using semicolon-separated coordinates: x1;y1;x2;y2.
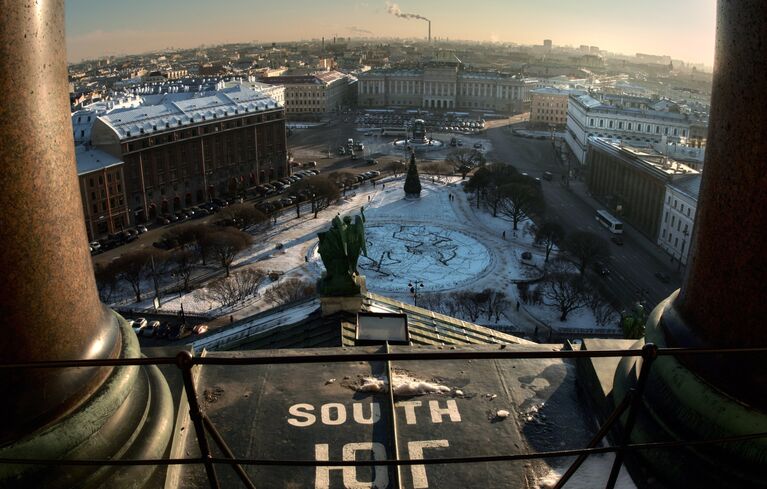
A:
543;39;552;51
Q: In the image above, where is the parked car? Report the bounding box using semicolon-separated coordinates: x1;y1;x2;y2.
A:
473;143;483;149
89;241;101;251
136;225;148;234
655;272;671;283
132;318;148;334
156;321;171;339
303;161;317;168
611;236;624;246
366;159;378;165
142;320;161;337
193;324;209;335
543;171;554;181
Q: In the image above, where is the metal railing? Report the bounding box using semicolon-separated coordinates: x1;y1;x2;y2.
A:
2;344;766;489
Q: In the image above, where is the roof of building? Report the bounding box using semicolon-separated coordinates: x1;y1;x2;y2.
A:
530;87;571;96
669;174;702;201
589;137;700;179
98;84;282;140
75;146;123;175
260;70;351;86
192;292;531;354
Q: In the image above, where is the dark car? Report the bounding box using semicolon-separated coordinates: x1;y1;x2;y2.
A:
655;272;671;283
611;236;624;246
156;321;171;339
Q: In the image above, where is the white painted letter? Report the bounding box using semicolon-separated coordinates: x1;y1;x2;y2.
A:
288;403;316;427
321;403;347;426
429;400;461;423
407;440;450;489
352;402;381;425
396;400;422;425
314;442;389;489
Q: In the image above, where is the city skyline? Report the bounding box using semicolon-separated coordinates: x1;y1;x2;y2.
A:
65;0;716;67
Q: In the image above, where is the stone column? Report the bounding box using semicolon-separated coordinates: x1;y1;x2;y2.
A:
611;3;767;486
0;2;172;487
676;0;767;353
660;0;767;409
0;0;120;444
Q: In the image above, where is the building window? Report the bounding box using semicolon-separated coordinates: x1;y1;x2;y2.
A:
599;119;604;127
664;211;668;223
618;122;623;129
662;229;666;238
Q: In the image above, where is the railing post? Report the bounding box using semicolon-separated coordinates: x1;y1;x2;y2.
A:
176;351;221;489
552;388;634;489
605;343;657;489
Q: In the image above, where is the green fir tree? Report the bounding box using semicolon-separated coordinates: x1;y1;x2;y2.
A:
404;152;422;199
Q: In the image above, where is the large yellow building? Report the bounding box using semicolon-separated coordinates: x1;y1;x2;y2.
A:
530;87;570;127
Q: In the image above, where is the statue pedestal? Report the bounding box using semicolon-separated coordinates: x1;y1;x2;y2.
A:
320;275;366;316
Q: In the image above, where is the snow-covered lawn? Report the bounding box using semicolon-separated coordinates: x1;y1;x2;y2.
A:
113;172;620;334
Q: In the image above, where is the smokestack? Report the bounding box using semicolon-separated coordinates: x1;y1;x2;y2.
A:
428;20;431;42
322;37;325;51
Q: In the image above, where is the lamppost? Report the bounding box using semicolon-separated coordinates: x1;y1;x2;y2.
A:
408;280;425;306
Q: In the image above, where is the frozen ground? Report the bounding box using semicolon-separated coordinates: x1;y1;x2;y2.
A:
116;170;618;334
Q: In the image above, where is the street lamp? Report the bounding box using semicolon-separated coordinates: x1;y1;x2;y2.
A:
408;280;425;306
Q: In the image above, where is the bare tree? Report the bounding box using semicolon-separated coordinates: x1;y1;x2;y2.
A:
164;223;214;264
483;289;510;322
497;182;544;230
263;278;317;306
220;203;268;230
447;149;485;177
198;269;266;308
170;248;197;291
385;160;406;178
112;249;158;303
94;261;120;303
542;270;588;321
293;176;341;218
535;221;565;262
565;231;610;275
202;227;253;276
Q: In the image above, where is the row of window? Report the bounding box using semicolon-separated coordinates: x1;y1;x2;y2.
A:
588;117;687;137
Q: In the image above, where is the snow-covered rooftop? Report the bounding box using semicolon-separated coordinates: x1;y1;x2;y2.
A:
98;84;282;140
75;146;123;175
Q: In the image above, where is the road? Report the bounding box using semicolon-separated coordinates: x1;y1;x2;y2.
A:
485;122;680;311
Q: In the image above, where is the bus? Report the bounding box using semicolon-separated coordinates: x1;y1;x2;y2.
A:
595;209;624;234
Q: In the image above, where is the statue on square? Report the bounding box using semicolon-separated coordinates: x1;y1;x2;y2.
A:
317;208;367;296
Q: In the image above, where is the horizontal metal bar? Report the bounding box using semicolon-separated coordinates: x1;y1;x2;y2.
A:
2;431;765;468
1;345;765;370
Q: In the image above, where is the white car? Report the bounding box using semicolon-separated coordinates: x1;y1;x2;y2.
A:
131;317;148;335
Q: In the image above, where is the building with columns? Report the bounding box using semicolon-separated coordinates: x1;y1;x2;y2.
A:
259;71;357;118
565;92;705;166
357;60;533;113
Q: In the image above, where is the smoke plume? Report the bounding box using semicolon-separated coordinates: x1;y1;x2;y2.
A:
348;26;373;35
385;2;430;22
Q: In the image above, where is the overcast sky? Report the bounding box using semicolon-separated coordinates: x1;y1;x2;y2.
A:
65;0;717;66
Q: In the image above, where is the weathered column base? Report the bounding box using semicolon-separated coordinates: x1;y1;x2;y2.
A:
0;312;174;489
612;292;767;488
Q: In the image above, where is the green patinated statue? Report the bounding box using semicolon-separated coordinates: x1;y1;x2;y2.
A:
317;208;367;296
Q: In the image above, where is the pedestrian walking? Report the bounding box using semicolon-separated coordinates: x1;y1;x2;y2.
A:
502;230;506;239
368;195;371;202
230;315;234;324
516;301;520;312
382;183;385;190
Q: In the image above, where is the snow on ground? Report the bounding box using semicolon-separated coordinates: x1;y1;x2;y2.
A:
536;455;637;489
116;170;620;333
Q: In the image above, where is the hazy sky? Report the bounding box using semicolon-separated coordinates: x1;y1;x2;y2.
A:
65;0;717;66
